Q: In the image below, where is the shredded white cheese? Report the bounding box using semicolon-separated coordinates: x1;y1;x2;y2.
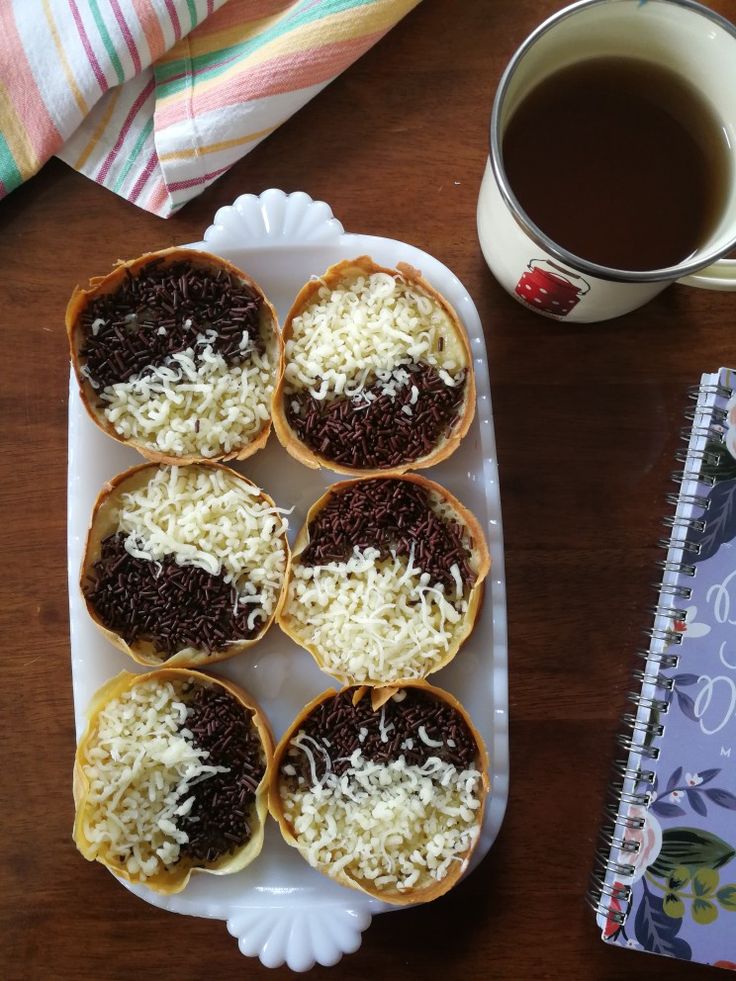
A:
284;272;466;399
418;726;444;749
115;466;288;623
101;343;276;458
80;680;226;880
283;749;482;892
285;547;468;682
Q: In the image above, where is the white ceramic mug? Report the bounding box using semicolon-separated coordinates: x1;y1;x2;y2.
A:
477;0;736;323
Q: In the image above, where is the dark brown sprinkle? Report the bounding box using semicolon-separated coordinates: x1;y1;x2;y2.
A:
84;533;262;658
300;478;475;594
178;683;266;865
281;688;478;787
285;362;466;469
79;259;264;390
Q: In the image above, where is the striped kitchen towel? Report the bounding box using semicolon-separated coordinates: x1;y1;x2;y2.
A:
0;0;420;216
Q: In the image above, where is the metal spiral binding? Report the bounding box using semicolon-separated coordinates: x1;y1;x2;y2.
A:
631;668;675;692
655;582;693;600
626;691;670;714
656;536;701;555
610;760;656;784
665;491;710;510
603;800;646;830
646;604;687;621
674;446;722;466
680;424;725;443
687;382;732;400
656;557;696;577
662;515;706;534
683;405;727;425
642;624;684;644
597;827;639;854
671;469;715;487
587;378;733;933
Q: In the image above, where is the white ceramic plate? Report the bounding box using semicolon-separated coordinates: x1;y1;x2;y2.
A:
67;189;509;972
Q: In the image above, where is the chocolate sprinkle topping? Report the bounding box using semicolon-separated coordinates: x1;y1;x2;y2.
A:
179;683;266;864
281;688;478;787
300;478;475;594
285;362;466;469
84;534;263;657
79;259;264;390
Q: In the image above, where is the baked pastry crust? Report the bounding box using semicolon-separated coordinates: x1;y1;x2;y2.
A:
272;256;475;475
81;461;290;667
269;682;490;905
73;668;273;894
66;247;283;464
277;472;490;685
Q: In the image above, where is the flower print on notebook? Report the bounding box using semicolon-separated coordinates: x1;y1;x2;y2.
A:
593;368;736;969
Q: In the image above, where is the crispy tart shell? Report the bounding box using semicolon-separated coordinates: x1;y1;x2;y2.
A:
66;247;283;464
73;668;274;895
272;256;475;476
81;461;290;668
269;682;490;906
277;472;490;685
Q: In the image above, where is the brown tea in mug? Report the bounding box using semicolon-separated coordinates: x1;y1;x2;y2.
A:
502;57;731;270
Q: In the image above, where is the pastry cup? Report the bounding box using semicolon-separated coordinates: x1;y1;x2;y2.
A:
269;682;490;906
82;461;290;667
73;668;273;895
272;256;475;476
66;247;283;464
278;473;490;685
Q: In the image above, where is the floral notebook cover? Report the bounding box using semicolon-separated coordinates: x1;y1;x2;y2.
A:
596;367;736;970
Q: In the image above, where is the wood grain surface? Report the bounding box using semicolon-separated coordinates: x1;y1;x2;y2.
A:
2;1;736;979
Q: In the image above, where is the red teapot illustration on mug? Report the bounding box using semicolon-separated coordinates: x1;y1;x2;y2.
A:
514;259;590;316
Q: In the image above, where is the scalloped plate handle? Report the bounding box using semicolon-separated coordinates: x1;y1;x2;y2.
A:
227;906;372;972
195;189;346;253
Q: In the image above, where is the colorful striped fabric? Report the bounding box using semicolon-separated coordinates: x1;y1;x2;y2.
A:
0;0;420;216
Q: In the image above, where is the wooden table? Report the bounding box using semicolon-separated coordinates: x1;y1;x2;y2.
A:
3;1;736;978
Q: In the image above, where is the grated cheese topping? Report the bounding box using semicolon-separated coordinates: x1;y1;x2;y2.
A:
101;342;276;458
285;547;469;682
282;747;482;892
284;272;466;399
80;680;227;880
115;465;288;621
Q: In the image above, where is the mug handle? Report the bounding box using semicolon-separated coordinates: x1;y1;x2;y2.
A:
677;258;736;291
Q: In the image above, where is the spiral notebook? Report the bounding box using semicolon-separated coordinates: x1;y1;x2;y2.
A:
590;367;736;970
